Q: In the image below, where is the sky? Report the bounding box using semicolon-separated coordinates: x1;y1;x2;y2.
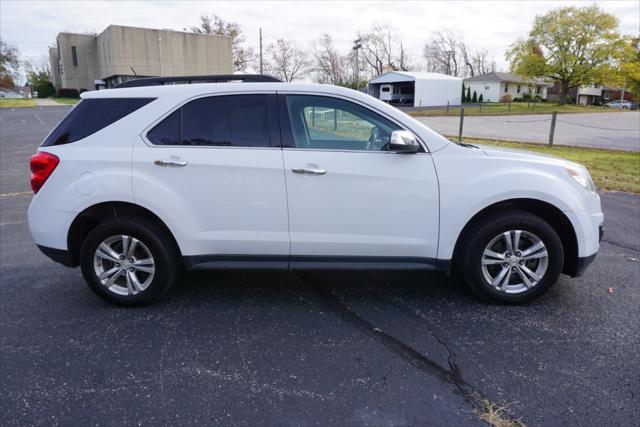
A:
1;0;639;77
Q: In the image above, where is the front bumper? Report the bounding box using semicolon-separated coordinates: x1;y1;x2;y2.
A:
573;252;598;277
571;224;603;277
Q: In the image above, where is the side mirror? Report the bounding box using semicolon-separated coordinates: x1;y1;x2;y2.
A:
389;130;420;153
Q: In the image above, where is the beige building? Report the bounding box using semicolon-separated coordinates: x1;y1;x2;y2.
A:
49;25;233;91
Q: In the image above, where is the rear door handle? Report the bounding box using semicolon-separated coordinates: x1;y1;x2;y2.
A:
292;167;326;175
154;159;188;167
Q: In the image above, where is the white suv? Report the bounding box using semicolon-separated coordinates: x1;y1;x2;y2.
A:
28;76;603;306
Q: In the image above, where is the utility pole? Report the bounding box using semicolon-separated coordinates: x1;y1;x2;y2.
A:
259;28;263;75
157;32;163;76
353;38;362;91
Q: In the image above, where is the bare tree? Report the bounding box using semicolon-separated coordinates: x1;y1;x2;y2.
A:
423;31;460;76
423;31;494;77
265;39;309;82
471;48;491;75
312;34;346;85
358;24;411;76
191;14;254;71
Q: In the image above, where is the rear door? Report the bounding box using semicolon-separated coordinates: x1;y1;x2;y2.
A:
279;93;440;265
132;92;290;264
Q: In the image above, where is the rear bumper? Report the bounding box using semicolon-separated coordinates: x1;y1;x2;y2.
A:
37;245;75;267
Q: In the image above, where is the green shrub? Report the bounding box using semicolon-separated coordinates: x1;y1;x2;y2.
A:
57;88;80;98
36;82;55;98
472;90;478;103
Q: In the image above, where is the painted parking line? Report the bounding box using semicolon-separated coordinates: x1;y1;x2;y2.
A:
0;191;32;198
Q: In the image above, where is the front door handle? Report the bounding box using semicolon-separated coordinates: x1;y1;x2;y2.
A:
154;159;188;167
292;167;326;175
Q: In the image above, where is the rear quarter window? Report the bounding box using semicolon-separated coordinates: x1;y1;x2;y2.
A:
42;98;155;146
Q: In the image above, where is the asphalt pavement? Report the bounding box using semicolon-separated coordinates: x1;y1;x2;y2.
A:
417;112;640;151
1;107;639;425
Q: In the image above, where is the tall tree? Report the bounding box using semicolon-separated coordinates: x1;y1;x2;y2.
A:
506;5;623;104
312;34;345;85
611;36;640;100
0;39;20;89
422;31;492;77
191;14;254;71
265;39;309;82
358;24;411;76
423;31;460;76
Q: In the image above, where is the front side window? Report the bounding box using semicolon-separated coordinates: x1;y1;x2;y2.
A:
284;95;401;151
504;84;509;93
147;94;271;147
517;85;521;93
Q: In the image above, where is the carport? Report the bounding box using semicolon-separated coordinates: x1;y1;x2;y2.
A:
367;71;462;108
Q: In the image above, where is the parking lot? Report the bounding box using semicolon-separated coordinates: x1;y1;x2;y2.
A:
1;106;639;425
418;112;640;151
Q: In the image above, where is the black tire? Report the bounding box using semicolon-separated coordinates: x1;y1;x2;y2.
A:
80;217;177;306
458;210;563;304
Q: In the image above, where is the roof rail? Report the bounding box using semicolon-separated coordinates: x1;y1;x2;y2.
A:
115;74;282;88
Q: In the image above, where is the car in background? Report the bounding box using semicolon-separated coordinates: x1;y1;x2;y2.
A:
603;100;635;109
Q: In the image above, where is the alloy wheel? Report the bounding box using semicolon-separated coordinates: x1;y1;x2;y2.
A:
481;230;549;294
93;235;155;296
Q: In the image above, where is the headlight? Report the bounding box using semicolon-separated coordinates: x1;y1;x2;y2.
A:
565;163;597;193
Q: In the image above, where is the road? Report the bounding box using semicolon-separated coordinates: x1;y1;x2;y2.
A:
417;112;640;152
1;107;639;425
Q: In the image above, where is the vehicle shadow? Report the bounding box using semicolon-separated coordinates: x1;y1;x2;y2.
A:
163;268;481;309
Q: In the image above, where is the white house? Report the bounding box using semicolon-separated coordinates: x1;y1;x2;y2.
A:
0;89;22;98
464;72;551;102
576;84;617;105
367;71;462;107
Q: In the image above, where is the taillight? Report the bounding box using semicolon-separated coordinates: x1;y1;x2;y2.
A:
30;152;59;193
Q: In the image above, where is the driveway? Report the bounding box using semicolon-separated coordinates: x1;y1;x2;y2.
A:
417;112;640;152
1;107;639;425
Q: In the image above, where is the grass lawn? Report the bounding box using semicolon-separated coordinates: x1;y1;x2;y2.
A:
458;137;640;194
51;97;80;105
409;103;631;117
0;98;37;108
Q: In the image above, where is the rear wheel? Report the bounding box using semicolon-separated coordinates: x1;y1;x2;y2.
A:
459;211;563;304
80;217;177;306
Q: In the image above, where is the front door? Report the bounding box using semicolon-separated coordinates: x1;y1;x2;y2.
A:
132;93;290;262
279;94;440;265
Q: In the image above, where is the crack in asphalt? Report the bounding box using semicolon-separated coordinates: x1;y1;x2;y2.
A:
601;239;639;253
294;272;482;409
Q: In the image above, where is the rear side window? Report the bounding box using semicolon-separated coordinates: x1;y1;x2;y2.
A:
146;94;271;147
42;98;155;146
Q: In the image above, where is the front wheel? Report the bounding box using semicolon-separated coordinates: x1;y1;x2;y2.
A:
80;217;177;306
458;211;564;304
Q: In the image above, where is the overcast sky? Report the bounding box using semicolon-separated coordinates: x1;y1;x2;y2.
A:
1;0;639;74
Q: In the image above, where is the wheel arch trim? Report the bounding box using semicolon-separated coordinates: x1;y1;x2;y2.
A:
66;200;182;267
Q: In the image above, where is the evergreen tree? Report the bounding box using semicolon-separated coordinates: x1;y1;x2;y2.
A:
479;93;483;103
461;83;466;103
466;86;471;102
472;90;478;103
